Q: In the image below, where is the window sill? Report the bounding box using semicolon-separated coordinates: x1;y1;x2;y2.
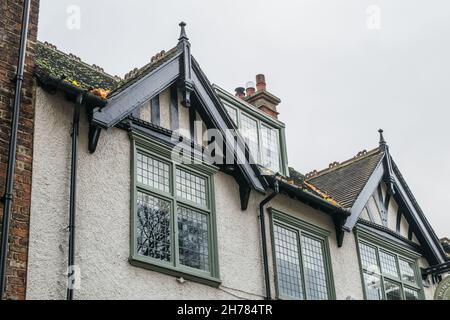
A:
129;256;222;288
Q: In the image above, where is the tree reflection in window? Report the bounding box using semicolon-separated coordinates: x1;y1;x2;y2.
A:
177;206;209;272
136;192;171;262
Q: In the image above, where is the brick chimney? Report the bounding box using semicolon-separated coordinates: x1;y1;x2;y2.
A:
0;0;40;300
245;74;281;119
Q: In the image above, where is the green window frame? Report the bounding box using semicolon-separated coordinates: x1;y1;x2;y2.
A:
129;134;220;287
270;209;336;300
220;96;289;176
356;230;424;300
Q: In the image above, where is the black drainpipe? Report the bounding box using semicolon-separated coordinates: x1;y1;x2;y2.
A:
67;93;83;300
0;0;31;300
259;180;279;300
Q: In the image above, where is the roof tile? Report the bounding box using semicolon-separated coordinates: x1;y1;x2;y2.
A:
307;148;384;209
35;41;119;90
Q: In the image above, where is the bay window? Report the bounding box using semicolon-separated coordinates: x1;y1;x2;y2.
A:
357;239;423;300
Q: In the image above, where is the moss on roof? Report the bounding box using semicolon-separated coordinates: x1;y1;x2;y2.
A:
108;46;181;97
288;167;305;186
35;41;119;90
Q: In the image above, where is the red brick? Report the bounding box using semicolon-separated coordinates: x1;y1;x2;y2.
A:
0;0;40;300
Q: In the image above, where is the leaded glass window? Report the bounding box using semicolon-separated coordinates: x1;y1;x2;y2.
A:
136;192;171;262
404;287;420;300
133;148;217;281
224;104;238;125
385;280;402;300
272;215;333;300
399;259;417;284
178;206;209;271
273;225;304;299
261;124;280;173
222;101;286;174
176;169;207;206
379;251;399;278
240;114;259;163
358;239;423;300
301;235;329;300
136;153;170;193
363;273;383;300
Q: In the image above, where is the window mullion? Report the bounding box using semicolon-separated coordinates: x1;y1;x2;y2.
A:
297;230;308;300
374;246;387;300
393;253;405;299
256;120;262;164
172;164;179;268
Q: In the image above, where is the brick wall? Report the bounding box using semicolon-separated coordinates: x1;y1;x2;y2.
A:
0;0;40;300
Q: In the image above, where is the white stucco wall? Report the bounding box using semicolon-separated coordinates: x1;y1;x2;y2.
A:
27;88;436;300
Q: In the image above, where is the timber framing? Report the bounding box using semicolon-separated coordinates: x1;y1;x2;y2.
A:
87;25;266;198
341;148;446;265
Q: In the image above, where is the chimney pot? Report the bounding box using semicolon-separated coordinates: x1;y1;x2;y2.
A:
235;87;245;99
256;74;266;91
246;81;255;97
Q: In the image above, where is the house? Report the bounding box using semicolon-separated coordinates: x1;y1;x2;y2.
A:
0;0;448;300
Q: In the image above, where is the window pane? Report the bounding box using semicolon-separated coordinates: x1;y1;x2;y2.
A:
136;192;171;262
136;153;170;193
399;259;416;284
273;224;304;299
261;125;280;173
379;251;399;278
301;235;329;300
176;169;207;206
404;287;420;300
363;272;383;300
177;206;209;271
359;243;379;273
240;114;259;163
224;104;238;125
384;280;402;300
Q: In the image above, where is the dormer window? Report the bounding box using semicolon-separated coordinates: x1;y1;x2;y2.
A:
220;100;287;175
261;124;280;173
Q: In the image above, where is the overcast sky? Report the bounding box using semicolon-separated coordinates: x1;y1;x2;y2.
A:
37;0;450;237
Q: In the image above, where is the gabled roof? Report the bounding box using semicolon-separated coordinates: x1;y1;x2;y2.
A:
35;41;119;90
34;25;266;198
304;133;446;264
307;148;384;209
88;24;266;195
389;157;447;264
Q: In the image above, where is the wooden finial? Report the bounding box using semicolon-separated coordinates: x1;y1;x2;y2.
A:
178;21;188;42
379;129;386;146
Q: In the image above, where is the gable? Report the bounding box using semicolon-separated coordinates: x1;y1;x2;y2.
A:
88;25;266;199
134;86;207;146
306;140;446;265
359;181;420;245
